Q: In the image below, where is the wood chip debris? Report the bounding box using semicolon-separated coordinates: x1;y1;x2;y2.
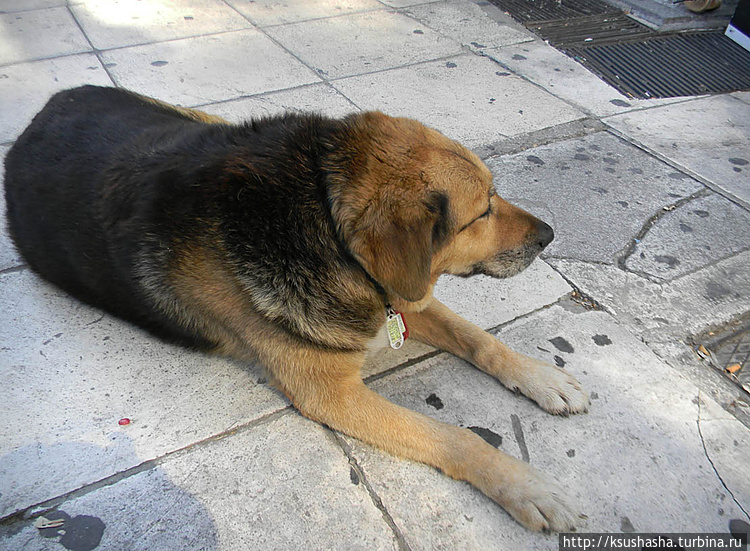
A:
726;363;742;374
34;517;65;529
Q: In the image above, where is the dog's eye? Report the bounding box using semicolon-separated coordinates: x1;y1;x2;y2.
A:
474;204;492;222
459;205;492;233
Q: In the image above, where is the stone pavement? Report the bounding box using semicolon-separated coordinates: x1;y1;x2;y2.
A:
1;0;749;549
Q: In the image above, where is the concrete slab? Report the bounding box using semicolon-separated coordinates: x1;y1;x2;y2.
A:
225;0;384;27
700;399;750;512
345;305;749;549
365;260;572;377
0;54;112;144
70;0;252;50
0;7;90;66
484;41;692;118
379;0;442;7
733;91;750;105
405;0;532;52
198;83;357;122
432;260;571;330
264;10;463;79
485;131;705;263
0;413;398;550
0;146;24;272
604;95;750;208
548;251;750;346
332;54;586;149
0;271;289;519
625;192;750;281
0;0;67;12
100;30;319;106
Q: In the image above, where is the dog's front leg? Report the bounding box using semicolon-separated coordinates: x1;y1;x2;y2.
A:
262;345;582;532
403;299;590;416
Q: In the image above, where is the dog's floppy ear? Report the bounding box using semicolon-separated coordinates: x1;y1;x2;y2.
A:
348;201;434;302
324;111;447;302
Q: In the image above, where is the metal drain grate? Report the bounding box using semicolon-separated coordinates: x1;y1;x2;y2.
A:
487;0;620;22
567;31;750;97
487;0;750;98
527;13;655;47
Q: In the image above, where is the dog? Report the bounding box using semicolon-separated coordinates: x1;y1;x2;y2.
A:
4;85;589;532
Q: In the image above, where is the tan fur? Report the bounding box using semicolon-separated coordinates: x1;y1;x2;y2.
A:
164;110;588;532
131;91;230;125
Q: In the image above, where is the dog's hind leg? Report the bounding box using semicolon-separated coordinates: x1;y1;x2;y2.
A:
259;343;582;533
403;299;590;416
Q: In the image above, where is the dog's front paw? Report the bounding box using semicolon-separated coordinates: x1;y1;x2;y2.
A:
490;458;584;533
500;353;590;415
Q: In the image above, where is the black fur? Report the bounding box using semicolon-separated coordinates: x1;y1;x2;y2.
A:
4;85;382;349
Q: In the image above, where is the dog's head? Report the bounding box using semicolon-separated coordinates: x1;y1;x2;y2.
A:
326;112;553;304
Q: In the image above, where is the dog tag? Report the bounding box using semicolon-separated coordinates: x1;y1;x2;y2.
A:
386;313;404;349
386;308;408;350
395;312;405;334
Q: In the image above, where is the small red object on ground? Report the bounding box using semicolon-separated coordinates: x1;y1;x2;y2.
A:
118;418;131;426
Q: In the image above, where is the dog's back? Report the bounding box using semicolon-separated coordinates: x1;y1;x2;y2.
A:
4;86;217;344
4;86;371;348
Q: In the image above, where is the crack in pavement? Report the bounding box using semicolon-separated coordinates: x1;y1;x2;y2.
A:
330;432;411;551
696;391;750;521
605;126;750;212
615;187;712;275
553;246;750;295
650;246;750;285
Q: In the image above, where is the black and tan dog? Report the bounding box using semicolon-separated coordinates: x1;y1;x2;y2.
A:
4;85;589;532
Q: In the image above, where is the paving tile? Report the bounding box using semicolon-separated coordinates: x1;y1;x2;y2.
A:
0;54;112;144
226;0;384;27
198;83;357;122
625;192;750;281
548;251;750;346
70;0;252;50
100;30;319;106
379;0;442;6
0;146;24;272
700;405;750;513
346;305;749;549
486;131;704;263
432;260;570;329
364;260;571;377
0;270;289;518
0;7;91;65
333;54;585;149
604;95;750;208
484;41;691;118
0;414;398;550
0;0;68;14
264;10;462;79
405;0;532;51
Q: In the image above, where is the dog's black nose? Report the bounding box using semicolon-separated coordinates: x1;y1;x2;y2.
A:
536;221;554;249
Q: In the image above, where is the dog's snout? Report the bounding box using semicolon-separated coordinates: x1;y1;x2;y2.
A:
536;221;554;249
